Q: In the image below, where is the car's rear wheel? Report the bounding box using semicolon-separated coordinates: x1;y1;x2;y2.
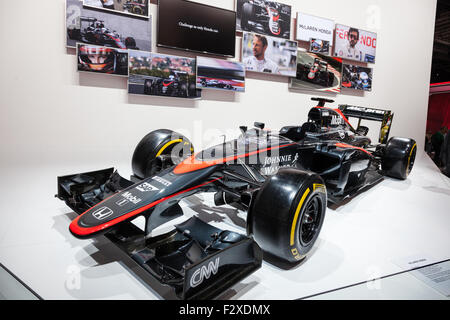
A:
247;169;327;266
381;137;417;180
132;129;194;179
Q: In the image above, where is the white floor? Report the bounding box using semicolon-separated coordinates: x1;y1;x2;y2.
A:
0;151;449;300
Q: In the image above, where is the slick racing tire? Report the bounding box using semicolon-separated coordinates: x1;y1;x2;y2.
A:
381;137;417;180
248;169;327;266
132;129;194;179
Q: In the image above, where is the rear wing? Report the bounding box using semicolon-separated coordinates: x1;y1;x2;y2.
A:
338;104;394;144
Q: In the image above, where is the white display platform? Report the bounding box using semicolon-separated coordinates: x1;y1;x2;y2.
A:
0;151;449;300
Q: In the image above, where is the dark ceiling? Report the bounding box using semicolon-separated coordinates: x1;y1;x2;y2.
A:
431;0;450;83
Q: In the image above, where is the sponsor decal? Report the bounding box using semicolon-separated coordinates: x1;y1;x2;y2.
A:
121;191;142;205
261;153;299;175
331;115;344;125
136;182;159;192
116;198;129;206
189;257;220;288
152;176;172;187
313;183;326;194
92;207;114;220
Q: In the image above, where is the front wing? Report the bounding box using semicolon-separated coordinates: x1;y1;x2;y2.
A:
56;168;262;300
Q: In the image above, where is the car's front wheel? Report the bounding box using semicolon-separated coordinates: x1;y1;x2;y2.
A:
247;169;327;266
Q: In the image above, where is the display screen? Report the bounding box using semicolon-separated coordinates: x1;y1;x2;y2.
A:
157;0;236;57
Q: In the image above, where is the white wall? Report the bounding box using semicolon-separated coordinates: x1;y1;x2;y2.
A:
0;0;436;169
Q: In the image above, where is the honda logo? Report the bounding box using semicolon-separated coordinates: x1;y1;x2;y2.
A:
92;207;113;220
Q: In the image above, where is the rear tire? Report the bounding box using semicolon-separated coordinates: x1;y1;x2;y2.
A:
132;129;194;179
248;169;327;266
382;137;417;180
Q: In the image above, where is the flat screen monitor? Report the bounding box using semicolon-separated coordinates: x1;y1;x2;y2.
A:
157;0;236;57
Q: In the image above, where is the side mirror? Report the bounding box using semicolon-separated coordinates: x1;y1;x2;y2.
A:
254;122;265;130
356;126;369;136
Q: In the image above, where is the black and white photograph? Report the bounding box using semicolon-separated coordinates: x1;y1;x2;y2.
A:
236;0;292;39
128;51;201;99
83;0;150;18
196;57;245;92
66;0;152;51
334;24;377;63
242;31;297;77
341;64;373;91
77;43;129;76
309;39;330;55
290;49;343;93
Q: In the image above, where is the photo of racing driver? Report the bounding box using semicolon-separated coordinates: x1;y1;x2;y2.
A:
341;63;373;91
242;31;297;76
77;44;128;76
334;24;377;63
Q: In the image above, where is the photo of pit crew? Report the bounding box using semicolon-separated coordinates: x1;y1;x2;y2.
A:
242;32;297;77
236;0;292;39
128;51;201;99
196;57;245;92
309;38;330;55
77;44;129;76
289;49;342;93
333;24;377;63
66;0;151;51
83;0;149;18
341;64;373;91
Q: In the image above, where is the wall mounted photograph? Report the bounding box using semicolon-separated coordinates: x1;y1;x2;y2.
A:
196;57;246;92
341;64;373;91
77;43;129;76
333;24;377;63
309;38;330;55
66;0;152;51
83;0;150;18
236;0;292;39
296;12;334;45
242;32;297;77
290;49;343;94
128;51;201;99
157;0;236;57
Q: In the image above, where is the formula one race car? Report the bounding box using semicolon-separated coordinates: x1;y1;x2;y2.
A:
237;0;291;39
200;78;233;90
57;98;416;299
297;58;335;87
68;17;138;50
123;0;149;16
144;71;196;98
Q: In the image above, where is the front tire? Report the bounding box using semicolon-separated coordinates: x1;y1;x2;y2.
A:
132;129;194;179
382;137;417;180
248;169;327;266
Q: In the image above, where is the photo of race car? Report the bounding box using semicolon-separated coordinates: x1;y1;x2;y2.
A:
342;64;373;91
297;57;335;87
144;70;195;98
128;51;201;99
290;49;342;93
83;0;150;18
236;0;292;39
57;97;417;300
196;56;245;92
66;0;151;50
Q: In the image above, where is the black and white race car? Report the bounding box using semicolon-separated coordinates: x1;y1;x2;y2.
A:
68;17;138;50
237;0;292;39
57;98;416;299
297;58;335;87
